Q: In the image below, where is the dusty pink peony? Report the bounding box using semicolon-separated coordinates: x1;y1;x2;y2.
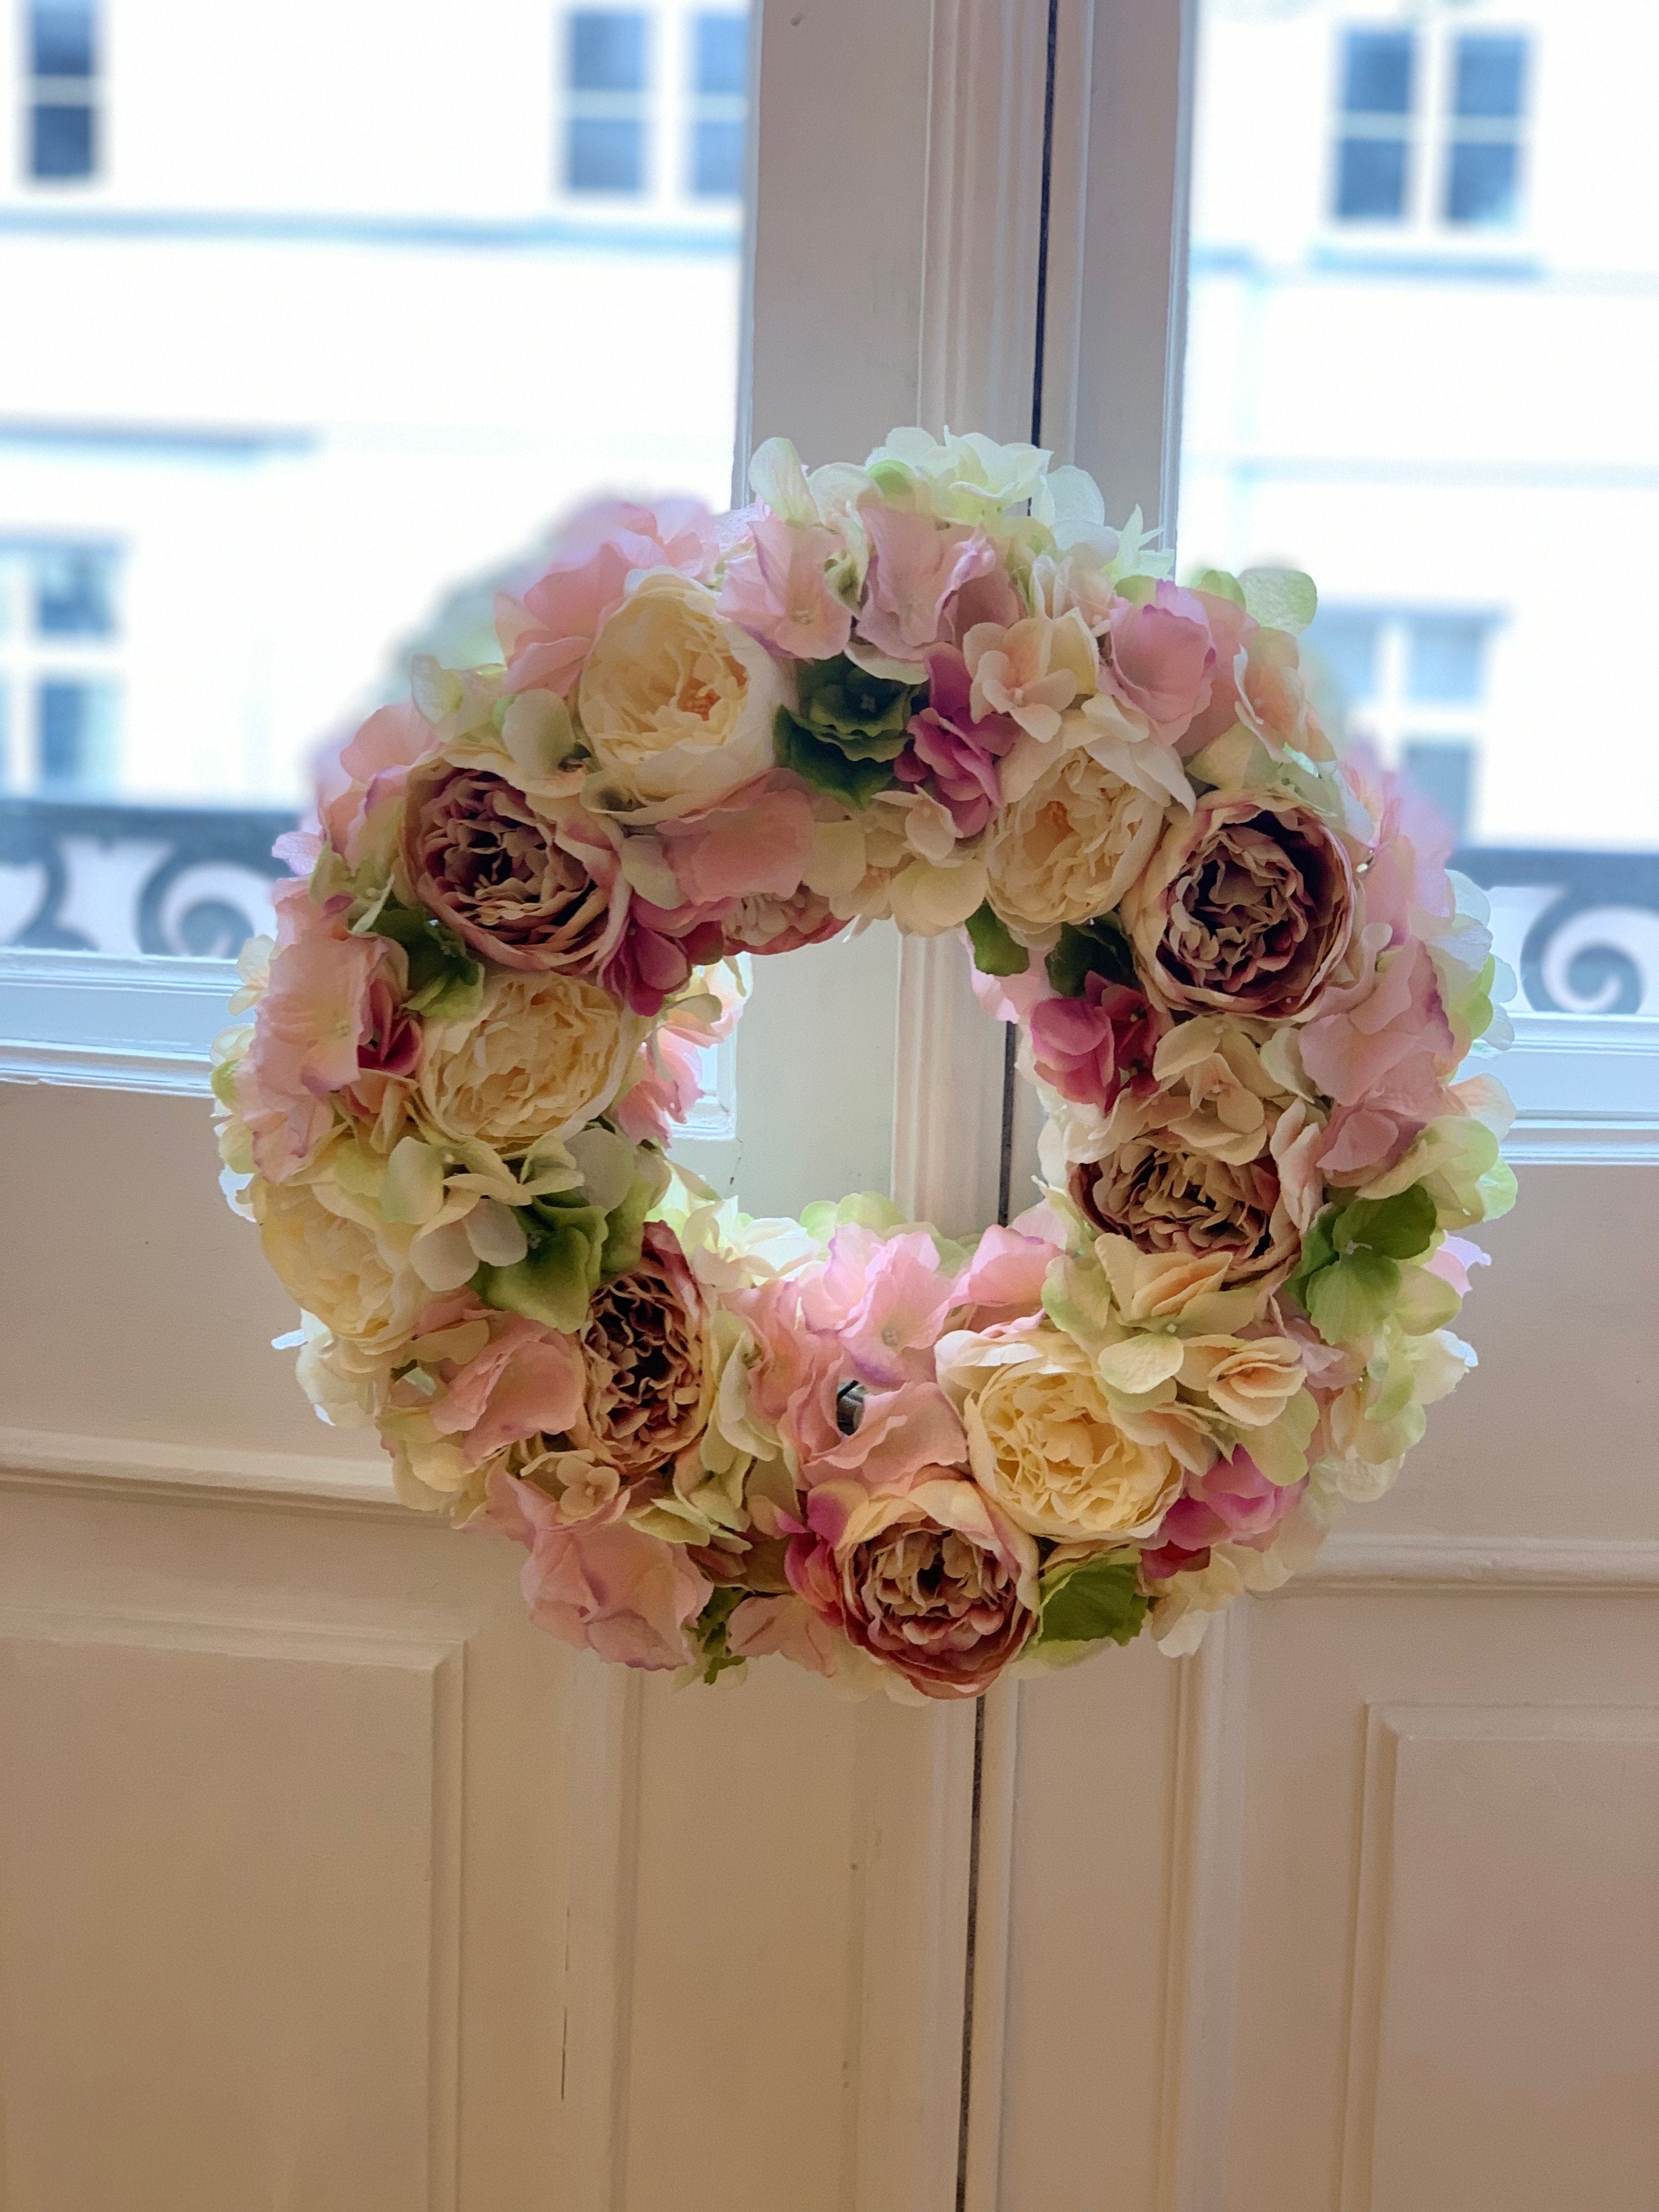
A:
787;1473;1038;1699
496;498;718;697
404;765;629;974
1125;792;1356;1020
716;513;853;660
1139;1449;1306;1581
1028;974;1160;1111
894;647;1018;835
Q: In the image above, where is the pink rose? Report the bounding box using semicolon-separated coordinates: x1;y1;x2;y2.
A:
493;1475;709;1670
1124;792;1357;1020
1028;973;1160;1111
949;1222;1057;1328
716;513;853;661
786;1474;1039;1699
600;898;730;1018
495;497;718;697
1139;1449;1306;1581
404;765;629;974
894;647;1017;835
853;505;1019;665
724;882;842;956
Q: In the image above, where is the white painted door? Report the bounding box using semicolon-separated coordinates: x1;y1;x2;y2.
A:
968;6;1659;2209
0;5;1005;2208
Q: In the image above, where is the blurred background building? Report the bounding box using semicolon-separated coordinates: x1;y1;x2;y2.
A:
1;0;1654;1014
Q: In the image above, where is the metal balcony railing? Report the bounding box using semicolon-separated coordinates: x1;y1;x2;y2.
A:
2;794;1656;1017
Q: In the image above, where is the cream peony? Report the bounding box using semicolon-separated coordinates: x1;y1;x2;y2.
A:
984;746;1164;943
254;1176;422;1358
415;970;640;1154
578;568;789;819
937;1324;1182;1542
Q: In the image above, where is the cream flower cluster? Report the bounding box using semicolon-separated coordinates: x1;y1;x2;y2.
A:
214;427;1512;1694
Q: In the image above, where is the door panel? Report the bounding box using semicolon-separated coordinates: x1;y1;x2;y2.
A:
988;1164;1659;2212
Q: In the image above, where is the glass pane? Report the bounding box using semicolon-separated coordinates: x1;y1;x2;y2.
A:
693;12;748;95
1444;139;1521;227
1454;33;1528;120
1334;134;1408;222
1407;614;1487;704
1;1;753;964
690;117;744;198
29;102;95;180
1341;28;1415;116
1183;2;1659;1017
569;10;649;93
29;0;97;80
566;114;646;192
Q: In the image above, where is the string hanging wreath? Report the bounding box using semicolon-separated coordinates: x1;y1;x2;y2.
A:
214;428;1515;1697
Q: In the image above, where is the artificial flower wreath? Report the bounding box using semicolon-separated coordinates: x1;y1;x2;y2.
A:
215;428;1514;1698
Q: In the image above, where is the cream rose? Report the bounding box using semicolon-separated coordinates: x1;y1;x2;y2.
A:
984;746;1164;943
938;1324;1182;1542
415;970;640;1154
254;1176;422;1358
578;569;789;820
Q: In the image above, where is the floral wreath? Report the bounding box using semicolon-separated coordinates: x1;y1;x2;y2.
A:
215;427;1515;1700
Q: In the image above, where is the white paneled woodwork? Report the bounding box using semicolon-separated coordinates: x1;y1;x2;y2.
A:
985;1164;1659;2212
1346;1704;1659;2212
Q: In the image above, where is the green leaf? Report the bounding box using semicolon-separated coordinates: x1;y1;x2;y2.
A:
475;1211;606;1331
1333;1182;1437;1262
598;1159;661;1282
1191;566;1246;608
687;1586;748;1685
1032;1552;1149;1652
1045;915;1139;998
370;899;486;1020
775;709;901;808
964;901;1029;977
1240;566;1318;634
1305;1249;1401;1345
793;654;915;755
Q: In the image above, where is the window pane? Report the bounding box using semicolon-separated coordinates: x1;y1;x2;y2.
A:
1307;610;1380;704
1445;140;1520;227
1181;1;1659;1018
1407;614;1486;704
1454;34;1528;120
33;547;117;638
693;13;748;97
2;2;752;966
29;103;95;180
1334;135;1408;222
1402;740;1476;844
566;115;645;193
569;10;647;94
690;118;744;199
29;0;96;80
38;679;117;790
1341;29;1414;116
